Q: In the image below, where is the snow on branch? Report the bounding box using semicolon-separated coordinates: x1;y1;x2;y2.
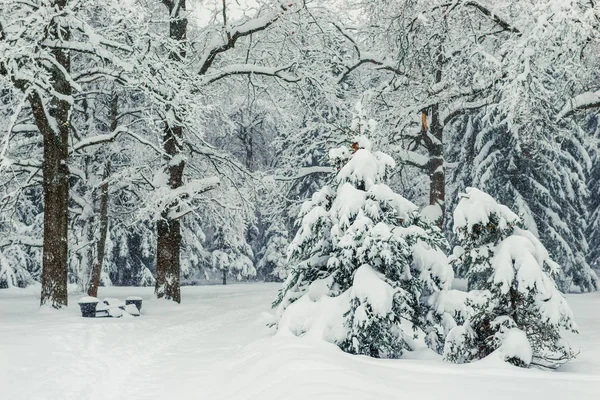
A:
332;23;404;83
446;1;520;35
395;148;430;169
72;127;166;156
205;63;300;84
443;98;490;126
148;177;221;220
197;2;299;75
557;90;600;119
41;40;134;73
0;236;43;248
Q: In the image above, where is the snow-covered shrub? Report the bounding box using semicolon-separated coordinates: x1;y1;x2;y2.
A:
0;248;33;288
444;188;577;369
211;227;256;283
274;136;454;358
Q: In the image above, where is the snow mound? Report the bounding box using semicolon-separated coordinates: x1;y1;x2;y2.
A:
277;290;350;343
496;328;533;366
124;304;140;316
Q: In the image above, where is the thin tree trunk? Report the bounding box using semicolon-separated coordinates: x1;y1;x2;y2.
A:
88;160;111;298
155;0;186;303
88;93;117;297
222;270;227;285
428;102;445;226
36;1;71;308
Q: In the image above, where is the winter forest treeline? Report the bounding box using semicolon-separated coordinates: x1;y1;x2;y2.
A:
0;0;599;307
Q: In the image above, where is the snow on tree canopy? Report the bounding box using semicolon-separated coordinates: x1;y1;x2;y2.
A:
445;188;577;369
453;188;519;239
274;133;455;359
332;136;395;190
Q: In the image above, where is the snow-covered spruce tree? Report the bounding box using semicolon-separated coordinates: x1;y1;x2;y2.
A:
275;136;454;358
444;188;577;369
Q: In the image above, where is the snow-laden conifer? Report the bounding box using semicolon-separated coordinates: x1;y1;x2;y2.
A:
275;133;454;358
444;188;577;369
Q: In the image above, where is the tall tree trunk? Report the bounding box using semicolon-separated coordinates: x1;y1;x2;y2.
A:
36;1;71;308
87;93;117;297
428;102;445;226
424;51;445;228
222;270;227;285
155;0;186;303
88;160;111;297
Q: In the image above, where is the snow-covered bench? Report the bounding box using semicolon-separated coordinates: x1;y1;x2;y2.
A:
78;296;142;318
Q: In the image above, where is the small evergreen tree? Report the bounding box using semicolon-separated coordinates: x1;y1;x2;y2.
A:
256;222;290;282
445;188;577;369
211;227;255;285
275;134;454;358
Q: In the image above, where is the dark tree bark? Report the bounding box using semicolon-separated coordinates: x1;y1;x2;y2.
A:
427;102;445;226
87;94;116;297
155;125;184;302
421;51;445;228
35;0;72;308
222;270;227;285
87;159;110;298
155;0;186;303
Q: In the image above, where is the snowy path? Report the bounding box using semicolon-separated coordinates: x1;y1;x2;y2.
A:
1;283;599;400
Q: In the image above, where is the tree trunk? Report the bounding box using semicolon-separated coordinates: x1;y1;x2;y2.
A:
222;270;227;285
88;159;111;298
155;0;187;303
36;2;72;308
428;102;445;227
87;93;117;297
154;125;184;302
424;51;445;228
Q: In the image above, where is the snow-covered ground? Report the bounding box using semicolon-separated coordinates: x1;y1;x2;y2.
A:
1;283;598;400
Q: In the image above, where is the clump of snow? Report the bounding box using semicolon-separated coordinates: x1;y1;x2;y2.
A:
103;297;125;307
496;328;533;366
368;184;418;220
108;307;123;318
78;296;100;304
350;265;394;317
453;187;519;238
276;290;350;343
412;241;454;291
125;296;143;301
421;203;443;223
333;136;395;190
308;275;335;302
124;304;140;316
